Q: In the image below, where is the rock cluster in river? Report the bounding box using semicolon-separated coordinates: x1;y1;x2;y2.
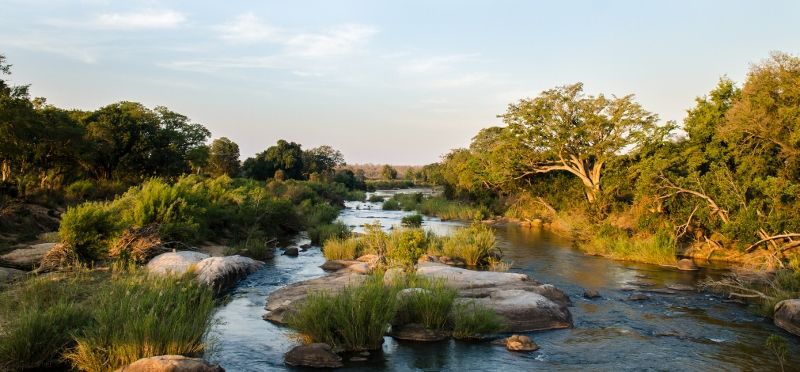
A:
146;251;263;294
265;260;572;333
774;299;800;336
284;343;344;368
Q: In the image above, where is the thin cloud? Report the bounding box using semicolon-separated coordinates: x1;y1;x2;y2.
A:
399;54;480;74
0;35;97;63
286;24;377;57
94;9;186;29
216;12;280;43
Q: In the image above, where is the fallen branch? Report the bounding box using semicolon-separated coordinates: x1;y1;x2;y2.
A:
745;233;800;253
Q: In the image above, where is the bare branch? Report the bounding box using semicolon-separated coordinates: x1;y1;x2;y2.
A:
745;233;800;253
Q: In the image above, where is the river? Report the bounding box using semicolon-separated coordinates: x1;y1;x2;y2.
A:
205;189;798;371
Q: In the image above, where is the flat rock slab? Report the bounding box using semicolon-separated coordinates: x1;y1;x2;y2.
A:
416;262;531;289
775;299;800;336
284;343;343;368
116;355;224;372
457;289;572;332
0;242;56;270
265;271;367;324
0;266;26;283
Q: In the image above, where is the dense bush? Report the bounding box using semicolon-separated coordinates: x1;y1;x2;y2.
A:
401;213;424;228
440;224;498;266
581;224;677;265
309;222;350;245
58;202;117;261
386;228;434;268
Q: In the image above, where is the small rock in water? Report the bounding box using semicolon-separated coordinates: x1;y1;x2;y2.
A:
284;343;343;368
283;247;299;256
349;356;368;362
505;335;539;351
583;289;601;299
676;259;699;271
627;293;649;301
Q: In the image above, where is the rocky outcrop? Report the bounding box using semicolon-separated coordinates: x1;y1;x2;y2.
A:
0;266;25;283
0;242;56;270
147;251;263;294
583;289;601;299
283;247;299;256
284;343;343;368
320;259;370;274
418;263;572;332
193;255;264;294
265;271;367;324
390;323;451;342
115;355;223;372
774;299;800;336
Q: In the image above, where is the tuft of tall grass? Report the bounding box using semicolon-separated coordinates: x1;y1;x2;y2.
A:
401;213;424;228
451;301;505;339
65;271;215;371
308;221;350;245
322;236;361;260
580;225;677;266
58;202;117;261
386;228;434;268
395;276;457;330
286;274;398;351
440;224;498;267
418;197;489;221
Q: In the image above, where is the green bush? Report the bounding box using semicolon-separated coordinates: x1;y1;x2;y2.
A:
440;224;498;266
308;222;351;245
418;197;489;221
286;274;398;351
124;179;201;242
395;276;457;330
59;202;116;261
65;180;95;202
386;228;432;268
451;301;505;339
368;194;385;203
65;271;215;371
401;213;424;228
382;198;400;210
581;225;676;266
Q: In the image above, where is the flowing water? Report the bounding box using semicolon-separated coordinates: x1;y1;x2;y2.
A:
205;189;798;371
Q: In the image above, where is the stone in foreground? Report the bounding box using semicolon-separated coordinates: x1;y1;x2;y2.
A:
146;251;209;275
774;299;800;336
284;343;343;368
505;335;539;351
0;266;25;283
115;355;223;372
0;242;56;270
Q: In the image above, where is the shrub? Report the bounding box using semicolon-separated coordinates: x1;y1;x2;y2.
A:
124;179;200;242
441;224;498;267
382;198;400;210
580;224;676;266
323;236;360;260
395;276;457;330
59;202;117;261
401;213;424;228
308;222;350;245
386;228;432;268
286;274;398;351
65;179;95;202
65;271;215;371
418;197;489;221
368;194;385;203
451;301;505;339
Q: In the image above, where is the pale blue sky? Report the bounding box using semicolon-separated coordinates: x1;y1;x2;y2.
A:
1;1;798;164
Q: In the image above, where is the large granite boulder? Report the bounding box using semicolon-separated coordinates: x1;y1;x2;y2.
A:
265;271;367;324
115;355;223;372
284;343;343;368
418;263;572;332
0;243;56;270
193;255;264;294
0;266;25;283
147;251;263;294
774;299;800;336
146;251;209;275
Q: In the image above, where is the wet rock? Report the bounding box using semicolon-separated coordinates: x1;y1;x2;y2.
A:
284;343;343;368
627;293;649;301
416;262;529;289
146;251;209;275
283;247;299;256
320;259;362;272
390;323;451;342
583;289;601;299
774;299;800;336
115;355;223;372
0;242;56;270
0;267;25;283
193;255;264;294
299;243;312;251
676;259;699;271
666;283;696;292
265;271;367;324
505;335;539;351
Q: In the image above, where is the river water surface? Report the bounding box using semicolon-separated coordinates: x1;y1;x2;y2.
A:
205;189;798;371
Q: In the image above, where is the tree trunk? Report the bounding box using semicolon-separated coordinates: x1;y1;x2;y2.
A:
1;160;10;182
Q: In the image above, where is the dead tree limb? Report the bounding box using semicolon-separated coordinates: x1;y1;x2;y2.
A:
745;233;800;253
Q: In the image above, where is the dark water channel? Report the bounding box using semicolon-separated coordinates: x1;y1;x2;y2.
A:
205;189;798;371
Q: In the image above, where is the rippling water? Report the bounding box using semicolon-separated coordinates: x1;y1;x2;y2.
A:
205;190;798;371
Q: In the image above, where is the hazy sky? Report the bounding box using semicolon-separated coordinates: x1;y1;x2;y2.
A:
1;1;798;164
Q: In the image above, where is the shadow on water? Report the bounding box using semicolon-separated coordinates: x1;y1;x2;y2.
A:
206;190;799;371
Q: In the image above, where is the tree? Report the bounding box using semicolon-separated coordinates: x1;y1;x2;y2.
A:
208;137;240;177
381;164;397;180
302;145;344;177
502;83;660;203
264;140;304;180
